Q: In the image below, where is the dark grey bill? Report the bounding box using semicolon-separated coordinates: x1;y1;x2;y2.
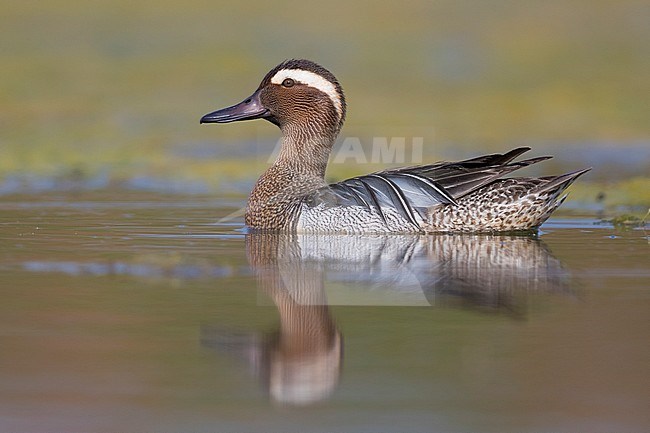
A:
200;90;269;124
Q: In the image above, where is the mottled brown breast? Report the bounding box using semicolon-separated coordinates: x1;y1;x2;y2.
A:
245;164;325;230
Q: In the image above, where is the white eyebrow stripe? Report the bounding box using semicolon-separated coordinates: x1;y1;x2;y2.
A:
270;69;343;118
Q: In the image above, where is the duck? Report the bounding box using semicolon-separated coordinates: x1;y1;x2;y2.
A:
200;59;590;233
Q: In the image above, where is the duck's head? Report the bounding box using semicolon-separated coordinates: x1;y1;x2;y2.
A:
200;59;346;137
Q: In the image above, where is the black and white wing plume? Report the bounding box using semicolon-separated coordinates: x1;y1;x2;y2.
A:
304;147;550;228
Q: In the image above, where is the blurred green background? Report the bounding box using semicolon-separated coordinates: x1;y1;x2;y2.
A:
1;0;649;207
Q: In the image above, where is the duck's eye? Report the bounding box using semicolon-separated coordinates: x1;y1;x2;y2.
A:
281;78;295;88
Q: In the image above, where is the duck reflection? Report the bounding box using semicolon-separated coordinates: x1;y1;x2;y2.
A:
202;233;569;405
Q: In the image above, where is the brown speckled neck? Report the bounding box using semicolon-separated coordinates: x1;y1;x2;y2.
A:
245;123;338;230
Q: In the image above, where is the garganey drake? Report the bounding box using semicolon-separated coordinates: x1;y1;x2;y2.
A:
201;59;590;233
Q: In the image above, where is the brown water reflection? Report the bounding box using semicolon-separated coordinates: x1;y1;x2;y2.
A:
202;232;571;406
0;194;648;432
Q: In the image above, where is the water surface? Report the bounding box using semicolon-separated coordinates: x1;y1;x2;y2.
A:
1;192;648;433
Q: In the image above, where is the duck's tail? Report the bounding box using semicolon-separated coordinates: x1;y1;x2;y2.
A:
533;167;592;197
533;167;592;222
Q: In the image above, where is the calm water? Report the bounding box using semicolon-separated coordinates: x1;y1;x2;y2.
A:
1;192;648;433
